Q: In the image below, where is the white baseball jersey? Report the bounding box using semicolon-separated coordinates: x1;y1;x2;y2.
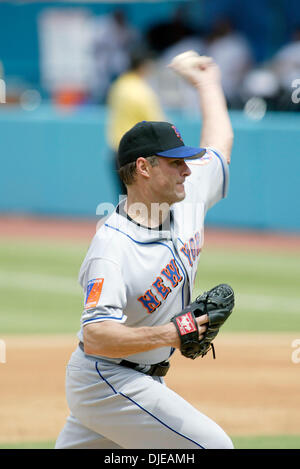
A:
77;147;229;365
55;146;233;450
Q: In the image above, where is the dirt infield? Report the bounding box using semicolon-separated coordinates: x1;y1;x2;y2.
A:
0;215;300;251
0;333;298;443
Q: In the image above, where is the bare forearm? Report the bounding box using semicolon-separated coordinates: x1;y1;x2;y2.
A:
83;321;179;358
197;82;233;162
83;315;208;358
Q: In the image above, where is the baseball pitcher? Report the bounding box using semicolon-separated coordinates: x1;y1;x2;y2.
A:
55;51;234;449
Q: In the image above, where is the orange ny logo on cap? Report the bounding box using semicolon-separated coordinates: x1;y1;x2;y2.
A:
171;125;183;142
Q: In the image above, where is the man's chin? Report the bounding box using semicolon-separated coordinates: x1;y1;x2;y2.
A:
174;189;186;203
163;188;186;205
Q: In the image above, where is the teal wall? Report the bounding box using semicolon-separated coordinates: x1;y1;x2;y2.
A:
0;106;118;217
0;106;299;232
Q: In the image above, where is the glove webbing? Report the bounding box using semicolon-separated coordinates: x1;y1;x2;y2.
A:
210;342;216;359
196;292;216;359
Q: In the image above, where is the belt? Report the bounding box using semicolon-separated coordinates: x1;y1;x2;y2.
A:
78;342;170;377
119;359;170;377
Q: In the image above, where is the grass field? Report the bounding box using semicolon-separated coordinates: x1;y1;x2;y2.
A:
1;237;300;334
1;236;300;450
195;246;300;332
0;435;300;449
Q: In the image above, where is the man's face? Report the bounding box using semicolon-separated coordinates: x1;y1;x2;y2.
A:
148;157;192;205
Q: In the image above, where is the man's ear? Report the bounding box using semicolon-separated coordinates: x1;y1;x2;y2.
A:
135;157;151;179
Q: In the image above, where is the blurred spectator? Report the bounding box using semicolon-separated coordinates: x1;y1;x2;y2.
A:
90;9;140;103
241;67;281;112
269;25;300;110
271;26;300;89
106;46;165;194
38;8;94;107
204;18;254;108
146;5;196;54
146;4;205;114
161;35;205;65
149;36;205;114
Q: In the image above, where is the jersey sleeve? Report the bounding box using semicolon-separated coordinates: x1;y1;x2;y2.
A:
80;257;127;327
186;147;229;213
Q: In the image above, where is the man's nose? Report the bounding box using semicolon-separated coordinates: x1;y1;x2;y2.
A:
182;161;192;176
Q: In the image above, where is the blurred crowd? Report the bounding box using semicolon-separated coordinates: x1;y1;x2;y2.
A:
81;7;300;113
1;6;300;113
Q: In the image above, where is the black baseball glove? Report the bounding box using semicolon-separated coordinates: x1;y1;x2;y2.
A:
171;284;234;359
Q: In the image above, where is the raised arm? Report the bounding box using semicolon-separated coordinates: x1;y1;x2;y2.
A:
169;51;233;164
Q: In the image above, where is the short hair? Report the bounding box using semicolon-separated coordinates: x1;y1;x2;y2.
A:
119;155;158;186
128;45;156;71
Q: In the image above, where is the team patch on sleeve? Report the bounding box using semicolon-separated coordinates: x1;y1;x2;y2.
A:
85;278;104;309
